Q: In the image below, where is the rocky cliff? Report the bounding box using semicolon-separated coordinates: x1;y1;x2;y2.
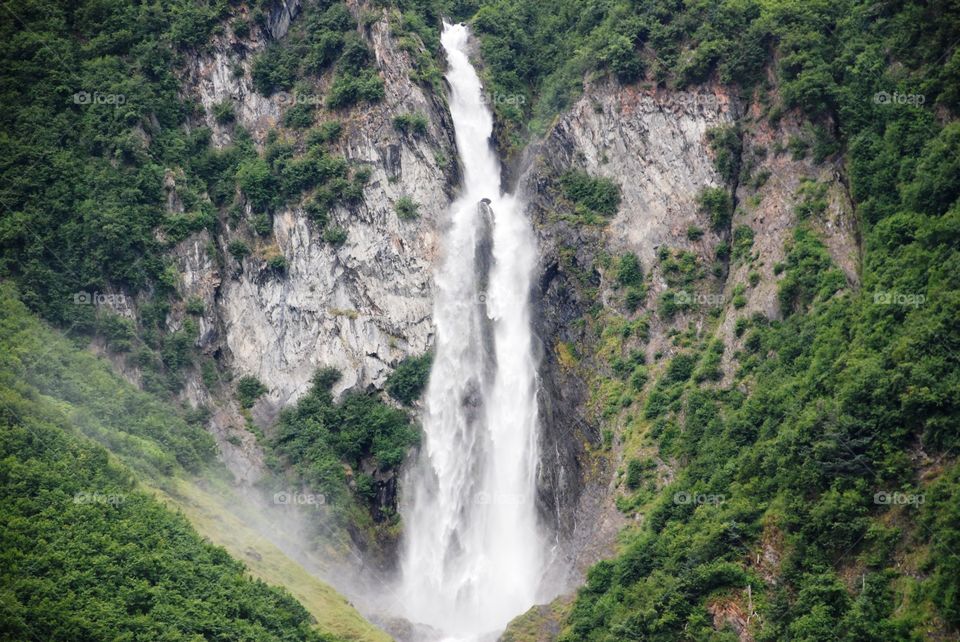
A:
140;5;858;613
518;78;858;595
163;2;457;482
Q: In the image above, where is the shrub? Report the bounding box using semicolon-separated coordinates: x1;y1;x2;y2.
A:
326;69;384;109
236;158;275;210
699;187;733;230
185;297;205;315
231;18;250;39
393;112;429;135
625;287;646;311
236;375;267;408
282;103;314;129
386;353;433;405
252;213;272;236
626;459;645;490
323;226;348;245
213;100;235;124
308;121;343;145
228;240;251;261
616;253;644;287
395;196;419;220
559;171;621;218
706;125;742;184
732;225;755;260
267;255;287;271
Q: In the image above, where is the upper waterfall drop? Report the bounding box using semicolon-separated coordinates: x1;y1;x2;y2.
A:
397;21;546;640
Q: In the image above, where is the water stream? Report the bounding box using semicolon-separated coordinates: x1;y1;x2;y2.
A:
397;21;545;641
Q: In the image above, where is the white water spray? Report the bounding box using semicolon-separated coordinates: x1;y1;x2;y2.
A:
398;22;545;640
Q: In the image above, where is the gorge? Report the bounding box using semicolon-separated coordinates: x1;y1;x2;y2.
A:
1;1;958;641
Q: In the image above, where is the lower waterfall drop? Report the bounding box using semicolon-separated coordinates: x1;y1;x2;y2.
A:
397;21;546;641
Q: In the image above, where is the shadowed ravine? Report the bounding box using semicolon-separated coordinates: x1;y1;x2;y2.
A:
396;22;548;641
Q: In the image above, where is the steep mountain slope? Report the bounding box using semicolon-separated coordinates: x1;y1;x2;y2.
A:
1;0;959;640
0;285;388;641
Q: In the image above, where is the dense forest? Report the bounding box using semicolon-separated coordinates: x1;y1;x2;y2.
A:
1;0;959;639
0;287;339;640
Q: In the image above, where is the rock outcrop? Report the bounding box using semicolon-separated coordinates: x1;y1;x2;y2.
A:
166;3;456;481
519;78;857;590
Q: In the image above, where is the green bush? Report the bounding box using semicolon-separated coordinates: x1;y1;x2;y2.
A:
236;375;267;408
185;297;205;315
271;367;419;518
386;353;433;405
308;121;343;145
267;254;287;272
625;459;645;490
616;253;644;287
326;69;385;109
699;187;733;230
393;112;429;135
213;100;235;124
706;125;742;185
323;226;348;246
282;102;315;129
227;240;251;261
560;171;622;219
732;225;755;261
395;196;420;220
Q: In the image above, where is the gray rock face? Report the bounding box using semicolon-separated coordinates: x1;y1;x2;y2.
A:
132;3;462;490
521;82;736;581
171;7;456;445
520;79;856;586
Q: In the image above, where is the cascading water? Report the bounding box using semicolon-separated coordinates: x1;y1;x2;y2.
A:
398;21;545;640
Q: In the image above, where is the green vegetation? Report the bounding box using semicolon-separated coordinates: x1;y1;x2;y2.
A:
706;125;742;186
251;3;382;111
393;112;429;136
551;1;960;636
395;196;420;220
559;171;621;221
731;225;755;262
237;374;268;408
270;368;419;530
0;0;379;403
0;286;348;641
615;253;643;288
386;352;433;405
213;100;236;124
699;187;734;231
323;226;348;246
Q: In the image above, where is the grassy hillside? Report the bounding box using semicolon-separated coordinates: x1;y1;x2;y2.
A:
147;477;392;642
0;285;388;641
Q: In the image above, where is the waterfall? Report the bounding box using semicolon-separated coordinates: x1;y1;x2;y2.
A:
397;21;545;640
